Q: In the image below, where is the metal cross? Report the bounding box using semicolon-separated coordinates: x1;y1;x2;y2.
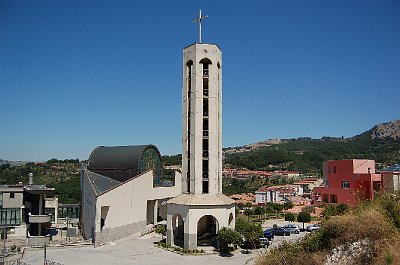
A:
192;9;208;43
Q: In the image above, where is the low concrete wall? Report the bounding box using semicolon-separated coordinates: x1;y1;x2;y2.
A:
94;220;147;247
28;235;50;246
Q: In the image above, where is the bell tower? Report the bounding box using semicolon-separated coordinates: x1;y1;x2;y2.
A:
167;10;235;250
182;43;222;195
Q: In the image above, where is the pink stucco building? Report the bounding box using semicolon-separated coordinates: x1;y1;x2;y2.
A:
314;159;382;206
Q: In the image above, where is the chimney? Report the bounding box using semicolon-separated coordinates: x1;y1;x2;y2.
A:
28;173;33;185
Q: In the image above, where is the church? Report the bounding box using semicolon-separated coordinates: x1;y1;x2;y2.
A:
80;10;235;249
80;145;181;246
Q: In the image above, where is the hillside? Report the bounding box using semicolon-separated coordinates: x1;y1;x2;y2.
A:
224;120;400;174
256;193;400;265
0;159;81;203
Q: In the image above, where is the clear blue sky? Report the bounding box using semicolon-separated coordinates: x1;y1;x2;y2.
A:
1;0;399;161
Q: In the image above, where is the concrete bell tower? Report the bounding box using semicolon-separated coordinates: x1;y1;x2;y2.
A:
181;43;222;195
166;10;235;250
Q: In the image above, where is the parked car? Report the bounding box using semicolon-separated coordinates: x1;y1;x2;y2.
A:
241;249;251;254
263;228;274;240
306;224;320;232
283;224;300;234
259;237;270;248
270;227;290;236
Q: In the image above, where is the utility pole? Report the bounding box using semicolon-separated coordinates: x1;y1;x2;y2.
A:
2;225;6;265
43;244;47;265
66;217;70;242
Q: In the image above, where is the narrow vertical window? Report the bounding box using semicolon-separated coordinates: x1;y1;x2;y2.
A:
186;60;193;193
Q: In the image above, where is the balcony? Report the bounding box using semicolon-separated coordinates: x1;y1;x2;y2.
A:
28;235;51;246
29;214;51;223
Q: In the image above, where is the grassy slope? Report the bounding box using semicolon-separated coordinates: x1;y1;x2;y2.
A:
256;193;400;265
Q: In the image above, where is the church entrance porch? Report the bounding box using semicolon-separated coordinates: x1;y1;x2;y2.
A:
166;194;236;250
197;215;218;247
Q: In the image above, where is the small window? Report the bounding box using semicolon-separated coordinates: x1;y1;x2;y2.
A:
10;193;15;199
323;194;329;203
341;181;350;189
202;181;209;194
203;98;208;117
330;194;338;203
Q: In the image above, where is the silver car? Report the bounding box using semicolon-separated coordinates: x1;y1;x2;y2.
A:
306;224;320;232
283;224;300;234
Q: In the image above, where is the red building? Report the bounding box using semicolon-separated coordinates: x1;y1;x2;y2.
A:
314;159;382;206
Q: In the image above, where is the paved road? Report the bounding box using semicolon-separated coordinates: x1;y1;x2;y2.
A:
21;235;261;265
21;220;313;265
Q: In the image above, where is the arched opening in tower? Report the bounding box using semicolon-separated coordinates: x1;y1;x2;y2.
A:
172;214;184;247
197;215;218;246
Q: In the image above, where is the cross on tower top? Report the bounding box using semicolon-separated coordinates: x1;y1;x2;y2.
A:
192;9;208;43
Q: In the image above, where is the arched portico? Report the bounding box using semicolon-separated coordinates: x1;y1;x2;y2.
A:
197;215;219;246
166;194;236;250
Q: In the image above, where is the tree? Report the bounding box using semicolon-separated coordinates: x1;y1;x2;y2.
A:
244;208;253;222
272;203;284;212
302;205;315;214
297;211;311;229
284;201;294;210
235;218;247;235
321;205;338;219
241;223;263;249
253;206;263;219
336;204;349;215
236;202;244;209
217;227;242;253
284;212;295;222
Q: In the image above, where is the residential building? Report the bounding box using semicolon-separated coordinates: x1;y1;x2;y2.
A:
314;159;382;206
273;171;301;179
0;179;55;246
229;193;256;206
381;164;400;193
293;177;323;196
255;185;303;204
45;197;80;231
222;168;272;179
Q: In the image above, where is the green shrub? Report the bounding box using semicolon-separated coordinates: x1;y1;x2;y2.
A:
154;224;166;235
285;212;295;222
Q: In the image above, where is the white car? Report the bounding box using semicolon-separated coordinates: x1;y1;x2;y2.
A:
259;237;270;247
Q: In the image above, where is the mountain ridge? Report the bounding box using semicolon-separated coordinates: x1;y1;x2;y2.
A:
225;120;400;155
223;120;400;173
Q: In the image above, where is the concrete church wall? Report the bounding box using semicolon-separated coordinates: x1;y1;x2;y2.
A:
81;171;97;241
94;170;181;246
